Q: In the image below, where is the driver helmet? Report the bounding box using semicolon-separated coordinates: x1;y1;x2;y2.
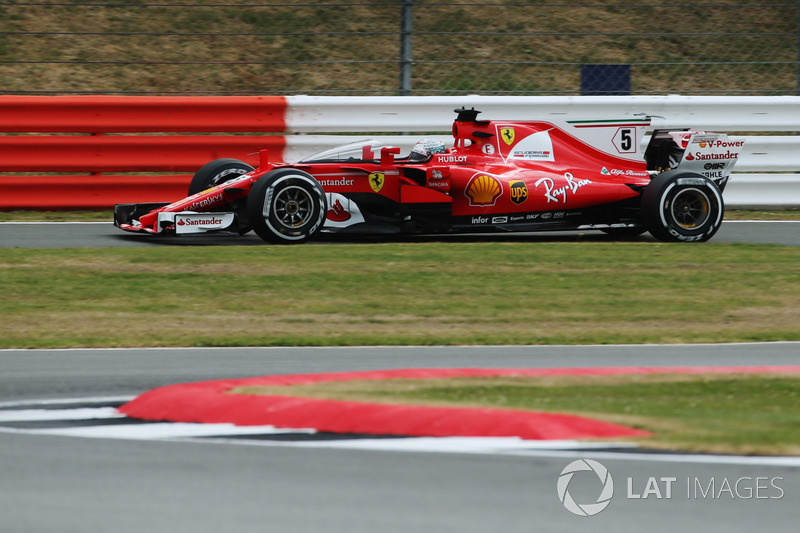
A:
409;138;447;162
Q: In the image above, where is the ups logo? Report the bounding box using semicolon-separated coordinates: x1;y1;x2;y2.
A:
509;180;528;205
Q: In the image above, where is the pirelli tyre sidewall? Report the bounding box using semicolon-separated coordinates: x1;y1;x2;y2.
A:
642;170;724;243
246;168;327;244
188;158;254;196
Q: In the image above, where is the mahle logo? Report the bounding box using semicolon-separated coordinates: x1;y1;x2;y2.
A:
557;459;614;517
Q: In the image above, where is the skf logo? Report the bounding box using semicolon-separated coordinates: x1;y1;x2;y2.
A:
500;127;515;145
369;172;385;193
509;180;528;205
465;174;502;206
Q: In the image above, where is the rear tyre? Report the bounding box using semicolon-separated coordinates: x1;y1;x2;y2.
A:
641;170;724;242
246;168;327;244
188;159;254;196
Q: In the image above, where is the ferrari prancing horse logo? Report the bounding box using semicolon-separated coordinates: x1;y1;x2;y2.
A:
369;172;385;193
500;127;515;145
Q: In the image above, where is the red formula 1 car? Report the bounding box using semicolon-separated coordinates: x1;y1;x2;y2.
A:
114;108;744;243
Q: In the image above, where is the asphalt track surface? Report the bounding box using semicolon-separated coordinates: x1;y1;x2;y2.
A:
1;223;799;533
1;345;799;533
0;219;799;247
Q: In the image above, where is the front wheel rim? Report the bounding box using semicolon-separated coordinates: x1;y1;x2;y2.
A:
273;185;314;228
669;188;711;229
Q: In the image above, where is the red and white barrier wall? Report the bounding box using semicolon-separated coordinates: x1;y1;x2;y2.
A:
2;95;799;210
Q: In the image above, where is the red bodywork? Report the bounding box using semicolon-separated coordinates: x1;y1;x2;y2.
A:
115;109;660;237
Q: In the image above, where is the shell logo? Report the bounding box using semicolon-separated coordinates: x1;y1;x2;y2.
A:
465;174;502;206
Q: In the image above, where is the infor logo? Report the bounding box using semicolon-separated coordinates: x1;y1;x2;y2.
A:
557;459;614;517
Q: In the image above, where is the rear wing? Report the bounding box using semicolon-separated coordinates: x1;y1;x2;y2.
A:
645;129;745;189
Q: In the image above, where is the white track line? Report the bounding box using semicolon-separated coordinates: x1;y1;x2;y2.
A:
0;407;124;422
0;396;134;408
31;422;315;440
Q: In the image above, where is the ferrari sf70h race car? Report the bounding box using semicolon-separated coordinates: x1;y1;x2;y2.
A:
114;107;744;243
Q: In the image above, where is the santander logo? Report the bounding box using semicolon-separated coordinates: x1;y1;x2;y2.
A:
177;217;223;226
326;199;351;222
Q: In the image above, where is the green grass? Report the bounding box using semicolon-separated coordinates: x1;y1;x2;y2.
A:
0;242;798;348
233;373;800;455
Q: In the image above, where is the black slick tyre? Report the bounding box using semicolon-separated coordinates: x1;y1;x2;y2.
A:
188;158;254;196
246;168;327;244
641;170;724;242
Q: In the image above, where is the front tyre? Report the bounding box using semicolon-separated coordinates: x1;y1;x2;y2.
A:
246;168;327;244
188;158;254;196
641;170;724;242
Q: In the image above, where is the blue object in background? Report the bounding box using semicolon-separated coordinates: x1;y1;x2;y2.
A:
581;64;631;95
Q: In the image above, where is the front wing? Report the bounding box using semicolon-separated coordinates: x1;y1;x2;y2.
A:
114;203;237;235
